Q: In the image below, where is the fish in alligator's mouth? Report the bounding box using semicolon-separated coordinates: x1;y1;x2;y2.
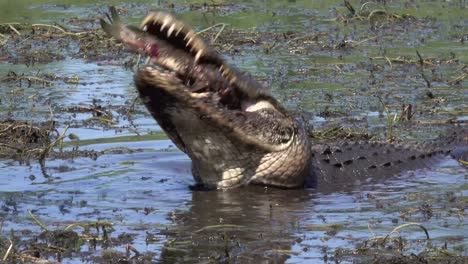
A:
100;7;312;189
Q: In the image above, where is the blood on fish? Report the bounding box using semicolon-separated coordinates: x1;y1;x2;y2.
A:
149;44;159;58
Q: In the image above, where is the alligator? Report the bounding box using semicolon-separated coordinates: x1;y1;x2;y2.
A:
100;8;467;191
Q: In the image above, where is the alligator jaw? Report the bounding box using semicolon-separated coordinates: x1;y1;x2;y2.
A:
140;12;211;64
123;12;312;188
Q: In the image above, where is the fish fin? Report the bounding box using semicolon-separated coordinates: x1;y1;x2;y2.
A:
100;6;121;38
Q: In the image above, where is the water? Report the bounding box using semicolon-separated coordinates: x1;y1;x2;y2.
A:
0;0;466;263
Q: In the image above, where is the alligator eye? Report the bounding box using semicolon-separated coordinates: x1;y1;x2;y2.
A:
279;127;292;143
199;115;209;120
184;77;196;88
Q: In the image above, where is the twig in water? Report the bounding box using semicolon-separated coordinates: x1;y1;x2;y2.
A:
86;116;117;125
416;50;431;88
8;24;21;35
31;23;67;33
28;210;49;231
382;222;430;245
197;23;227;44
39;125;70;178
0;75;54;87
447;72;467;85
2;239;13;261
377;97;395;141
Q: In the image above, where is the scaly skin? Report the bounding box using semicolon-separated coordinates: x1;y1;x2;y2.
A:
309;128;467;192
101;8;466;190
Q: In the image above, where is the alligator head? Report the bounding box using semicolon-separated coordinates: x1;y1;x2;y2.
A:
101;8;312;189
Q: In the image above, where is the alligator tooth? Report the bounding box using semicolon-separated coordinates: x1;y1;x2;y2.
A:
221;67;230;77
141;13;159;29
142;25;148;31
176;26;183;36
161;17;171;31
186;37;194;47
220;67;228;76
167;24;176;37
195;50;203;63
184;32;193;41
185;30;197;40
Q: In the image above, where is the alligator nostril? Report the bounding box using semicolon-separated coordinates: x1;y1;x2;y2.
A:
322;147;332;155
333;163;343;168
382;162;391;167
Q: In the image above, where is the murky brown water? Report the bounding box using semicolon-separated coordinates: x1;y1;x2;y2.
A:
0;0;466;263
